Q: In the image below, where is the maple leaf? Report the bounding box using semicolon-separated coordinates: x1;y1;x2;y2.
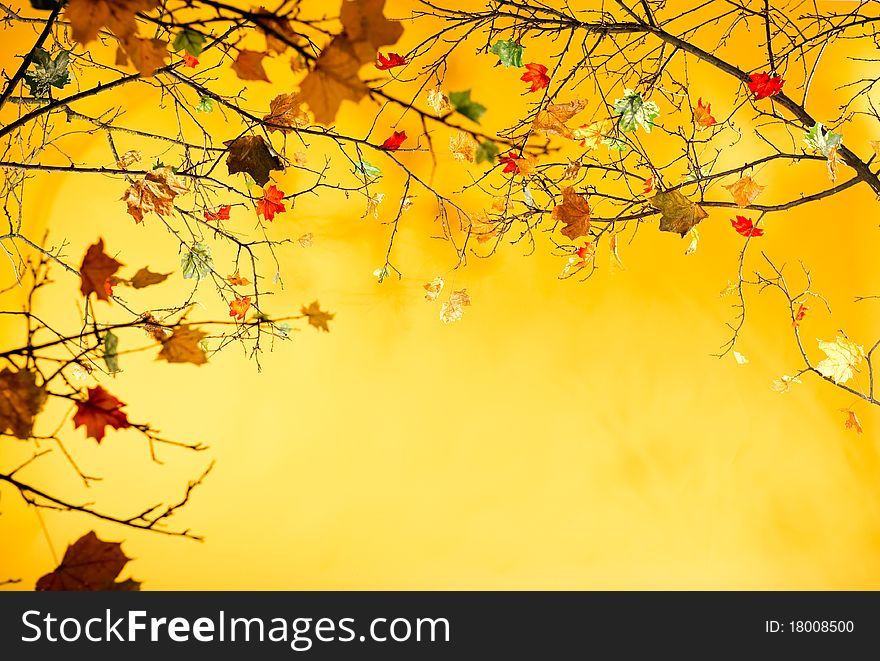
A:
521;63;550;92
574;242;595;267
468;210;499;244
770;375;802;394
730;215;764;237
256;185;286;221
204;205;231;221
450;133;477;162
36;532;138;591
158;325;208;365
651;189;708;236
532;99;587;139
804;122;843;157
80;239;123;301
724;175;764;207
227;271;251;286
263;93;309;133
24;48;72;97
380;130;407;151
448;90;486;123
376;52;407;70
339;0;403;61
693;97;717;128
298;36;369;125
440;289;471;324
115;149;141;169
572;118;612;150
490;39;524;68
840;408;863;434
301;301;334;332
643;175;656;195
130;267;170;289
424;277;444;301
121;166;189;223
499;151;523;174
253;7;298;54
793;303;809;326
73;386;131;443
816;336;865;384
65;0;158;44
231;49;270;81
426;88;451;115
553;187;591;240
181;243;213;280
0;367;47;439
225;135;283;186
748;72;784;100
116;37;169;77
614;89;660;133
229;296;252;321
172;28;205;56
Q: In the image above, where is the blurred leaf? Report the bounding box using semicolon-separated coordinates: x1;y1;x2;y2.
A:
449;90;486;123
103;331;120;374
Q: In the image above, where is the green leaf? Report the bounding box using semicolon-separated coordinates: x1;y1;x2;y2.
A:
172;29;206;57
195;96;214;113
181;243;213;280
601;136;628;151
449;90;487;124
613;89;660;133
475;140;499;164
490;40;524;68
683;165;711;183
803;122;843;157
23;48;71;97
103;331;120;375
354;159;382;179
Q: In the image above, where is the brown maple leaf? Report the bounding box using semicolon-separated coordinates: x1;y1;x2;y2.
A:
723;175;764;208
0;367;47;439
121;167;189;224
651;189;709;236
80;238;123;301
73;385;131;443
128;267;170;289
231;49;270;82
263;93;310;133
301;301;334;332
224;135;284;186
158;325;208;365
36;531;138;591
298;36;369;125
65;0;158;44
553;187;591;240
116;37;169;76
339;0;403;63
532;99;587;139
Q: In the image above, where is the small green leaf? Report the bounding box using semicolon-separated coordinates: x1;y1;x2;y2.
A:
354;159;382;179
613;89;660;133
601;136;628;151
274;322;292;338
373;266;389;283
172;29;206;57
490;40;524;68
449;90;487;124
475;140;499;164
23;48;71;97
181;243;213;280
103;331;120;375
803;122;843;157
195;95;214;113
683;165;711;183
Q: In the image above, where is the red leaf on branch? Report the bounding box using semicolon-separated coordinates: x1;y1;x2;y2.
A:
730;215;764;237
375;52;407;70
693;98;716;127
748;72;784;100
380;130;407;151
204;205;231;221
498;151;522;174
80;239;123;302
256;185;286;221
73;386;131;443
521;63;550;92
229;296;252;321
182;52;198;68
793;303;809;326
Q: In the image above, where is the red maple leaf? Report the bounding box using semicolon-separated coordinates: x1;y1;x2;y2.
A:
643;175;656;195
376;52;407;70
204;204;231;221
521;63;550;92
182;52;199;68
748;72;784;100
793;303;809;326
73;386;131;443
694;97;717;127
229;296;252;321
730;215;764;237
380;130;407;151
256;185;286;221
498;151;522;174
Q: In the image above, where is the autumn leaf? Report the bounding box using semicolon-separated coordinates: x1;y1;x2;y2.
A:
172;28;205;56
256;184;286;221
521;63;550;92
158;325;209;365
693;98;717;128
614;89;660;133
80;238;123;301
380;130;407;151
684;227;699;255
116;37;169;76
253;7;298;54
121;166;189;223
263;93;310;133
553;187;591;240
227;271;251;286
181;243;213;280
572;118;612;150
204;205;231;221
826;146;841;183
424;277;444;301
730;215;764;237
770;375;802;394
449;132;477;162
0;367;47;439
499;151;532;174
609;233;625;270
426;88;451;115
651;189;708;236
24;48;72;97
297;233;314;248
733;351;749;365
301;301;334;332
65;0;158;44
224;135;283;186
229;296;252;321
231;50;270;82
440;289;471;324
73;386;131;443
748;72;784;100
448;90;486;123
840;408;863;434
340;0;403;59
468;210;499;244
376;52;407;70
816;335;865;384
298;36;369;125
182;52;199;68
643;175;656;195
724;175;764;207
364;192;384;218
490;39;524;68
532;99;587;139
36;532;138;591
115;149;141;169
793;303;809;326
574;242;595;267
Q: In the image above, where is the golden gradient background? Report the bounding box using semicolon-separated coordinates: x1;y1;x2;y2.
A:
1;0;879;589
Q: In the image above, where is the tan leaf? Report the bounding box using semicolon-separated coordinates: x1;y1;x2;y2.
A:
80;238;123;300
231;49;270;82
424;277;444;301
130;267;170;289
158;325;208;365
263;93;310;133
468;210;498;244
724;175;764;207
552;187;591;240
561;158;581;181
339;0;403;63
115;150;141;170
227;271;250;286
298;36;369;125
301;301;334;332
0;367;47;440
827;146;840;183
651;189;708;236
532;99;587;139
840;408;863;434
449;132;477;162
253;7;298;54
65;0;158;44
816;335;865;384
440;289;471;324
684;227;699;255
224;135;283;186
297;233;313;248
364;192;384;218
770;375;802;394
427;88;451;115
121;167;188;223
292;151;308;166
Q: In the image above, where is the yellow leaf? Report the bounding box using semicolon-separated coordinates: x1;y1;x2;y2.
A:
440;289;471;324
840;408;863;434
651;189;708;237
424;277;444;301
301;301;334;332
723;175;764;207
426;88;451;115
771;375;802;393
532;99;587;139
816;335;865;384
572;119;612;150
158;325;208;365
115;150;141;169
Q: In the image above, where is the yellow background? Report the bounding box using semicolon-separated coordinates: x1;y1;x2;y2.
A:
1;0;879;589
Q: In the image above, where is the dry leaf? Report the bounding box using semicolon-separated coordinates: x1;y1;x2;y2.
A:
552;187;591;240
440;289;471;324
65;0;158;44
301;301;334;332
733;351;749;365
298;37;369;125
870;140;880;158
121;167;189;223
224;135;283;186
115;149;141;169
450;133;477;162
130;267;170;289
840;408;863;434
158;325;208;365
117;37;168;76
771;375;802;393
253;7;298;54
427;88;451;115
816;335;865;384
651;189;709;236
562;158;581;180
263;93;310;133
73;386;130;443
424;277;444;301
469;210;498;244
364;192;384;218
227;271;250;286
532;99;587;139
292;151;308;166
724;175;764;207
297;233;313;248
231;49;270;82
0;367;47;439
720;280;738;297
827;146;840;183
80;238;123;300
572;118;612;150
339;0;403;61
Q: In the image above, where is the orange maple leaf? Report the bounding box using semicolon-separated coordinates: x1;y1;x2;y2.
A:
73;386;131;443
227;271;251;286
521;63;550;92
693;97;717;128
256;185;286;221
229;296;252;321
